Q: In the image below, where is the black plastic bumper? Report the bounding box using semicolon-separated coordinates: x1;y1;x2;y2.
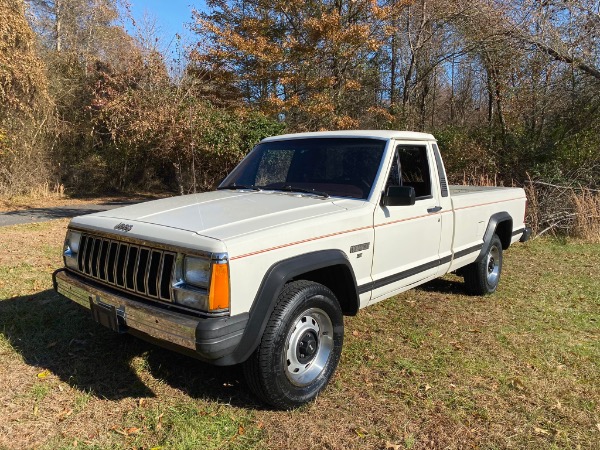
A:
53;269;248;365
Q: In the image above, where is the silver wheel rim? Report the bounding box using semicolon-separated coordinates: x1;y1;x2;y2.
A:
284;307;334;387
486;244;501;286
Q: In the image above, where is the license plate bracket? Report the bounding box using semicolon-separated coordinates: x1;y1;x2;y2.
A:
90;296;127;333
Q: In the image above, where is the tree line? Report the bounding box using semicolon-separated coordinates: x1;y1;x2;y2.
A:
1;0;598;237
194;0;599;184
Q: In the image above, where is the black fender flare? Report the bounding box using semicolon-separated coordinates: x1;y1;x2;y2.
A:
477;212;513;261
217;249;359;366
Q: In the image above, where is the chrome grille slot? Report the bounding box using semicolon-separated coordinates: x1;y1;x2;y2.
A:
136;248;150;293
116;243;127;287
83;236;93;274
75;233;176;302
147;251;162;298
106;242;118;284
98;240;109;280
160;253;175;300
125;246;137;290
90;239;101;278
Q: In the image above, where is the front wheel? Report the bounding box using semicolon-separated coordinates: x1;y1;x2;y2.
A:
464;234;503;295
243;280;344;409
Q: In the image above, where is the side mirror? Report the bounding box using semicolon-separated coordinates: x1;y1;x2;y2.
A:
381;185;415;207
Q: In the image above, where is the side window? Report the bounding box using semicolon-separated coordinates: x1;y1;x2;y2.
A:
255;149;294;186
397;145;432;199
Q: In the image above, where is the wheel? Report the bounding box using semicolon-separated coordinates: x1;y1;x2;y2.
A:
243;280;344;409
464;234;503;295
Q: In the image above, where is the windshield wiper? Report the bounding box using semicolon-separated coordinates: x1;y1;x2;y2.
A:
218;183;261;191
272;185;330;198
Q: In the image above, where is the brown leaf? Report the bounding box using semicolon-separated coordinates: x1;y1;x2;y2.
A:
238;425;245;435
57;408;73;421
534;427;550;436
138;398;146;408
551;400;562;411
451;341;463;350
111;426;141;436
156;413;164;431
352;330;359;336
386;442;401;450
110;427;127;436
509;377;526;391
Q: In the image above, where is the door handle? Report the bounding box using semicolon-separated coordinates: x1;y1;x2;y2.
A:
427;206;442;213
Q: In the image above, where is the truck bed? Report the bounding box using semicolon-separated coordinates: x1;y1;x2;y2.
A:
446;184;527;273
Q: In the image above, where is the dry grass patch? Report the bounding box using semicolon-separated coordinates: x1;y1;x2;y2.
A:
0;220;598;449
572;189;600;242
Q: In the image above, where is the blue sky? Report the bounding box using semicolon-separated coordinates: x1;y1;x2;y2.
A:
127;0;207;42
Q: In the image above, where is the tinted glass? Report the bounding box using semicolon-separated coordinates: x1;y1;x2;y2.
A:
396;145;432;198
220;138;387;199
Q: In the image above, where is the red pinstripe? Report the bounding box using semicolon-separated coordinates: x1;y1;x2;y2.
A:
230;196;527;260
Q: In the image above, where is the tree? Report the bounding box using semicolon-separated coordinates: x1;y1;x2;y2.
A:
191;0;389;131
0;0;52;195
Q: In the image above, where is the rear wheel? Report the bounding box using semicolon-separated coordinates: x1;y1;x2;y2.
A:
243;280;344;409
464;234;503;295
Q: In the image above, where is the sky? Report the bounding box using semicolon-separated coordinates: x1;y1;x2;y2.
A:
124;0;208;71
127;0;207;44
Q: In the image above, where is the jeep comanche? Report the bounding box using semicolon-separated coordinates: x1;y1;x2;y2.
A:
54;130;531;408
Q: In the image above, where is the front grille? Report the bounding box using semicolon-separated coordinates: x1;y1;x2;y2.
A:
76;233;176;301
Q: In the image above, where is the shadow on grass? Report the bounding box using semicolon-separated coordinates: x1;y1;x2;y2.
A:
417;277;467;295
0;289;261;408
1;203;139;221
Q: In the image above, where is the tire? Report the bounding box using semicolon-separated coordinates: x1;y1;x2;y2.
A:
243;280;344;409
464;234;503;295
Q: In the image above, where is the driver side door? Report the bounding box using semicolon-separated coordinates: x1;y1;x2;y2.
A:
369;143;443;302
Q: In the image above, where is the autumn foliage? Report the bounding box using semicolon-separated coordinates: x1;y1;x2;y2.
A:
0;0;598;237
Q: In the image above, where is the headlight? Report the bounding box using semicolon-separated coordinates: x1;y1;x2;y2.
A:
172;288;208;310
183;256;210;288
63;230;82;269
173;255;230;313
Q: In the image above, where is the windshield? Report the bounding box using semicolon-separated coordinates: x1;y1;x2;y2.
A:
219;138;387;200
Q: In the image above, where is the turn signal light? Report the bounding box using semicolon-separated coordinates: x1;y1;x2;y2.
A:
208;263;230;311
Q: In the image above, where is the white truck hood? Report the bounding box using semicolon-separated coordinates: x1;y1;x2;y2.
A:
90;191;349;240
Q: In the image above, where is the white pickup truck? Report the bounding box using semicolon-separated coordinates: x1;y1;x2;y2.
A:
54;130;530;408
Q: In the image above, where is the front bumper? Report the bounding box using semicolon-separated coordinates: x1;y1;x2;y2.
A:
53;269;248;364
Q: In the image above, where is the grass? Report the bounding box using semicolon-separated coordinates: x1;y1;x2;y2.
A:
0;220;598;449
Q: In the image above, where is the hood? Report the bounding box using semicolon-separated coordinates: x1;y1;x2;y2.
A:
91;190;349;240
